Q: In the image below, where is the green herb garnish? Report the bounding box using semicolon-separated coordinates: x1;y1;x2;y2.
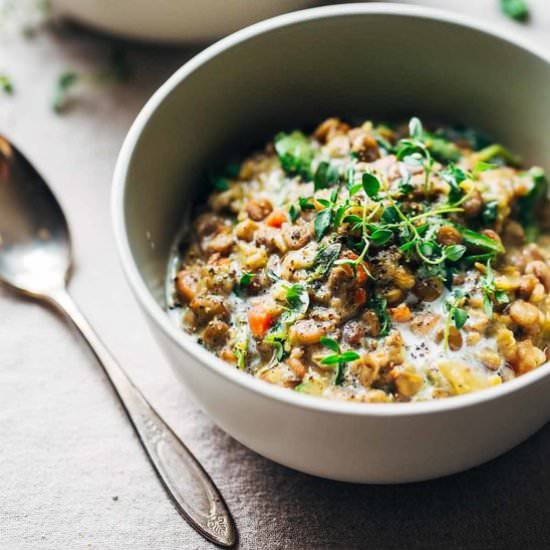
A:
480;260;509;319
263;328;287;361
441;164;468;204
362;172;381;199
444;244;467;262
314;186;341;241
289;204;299;223
443;290;469;349
455;225;504;256
501;0;529;21
210;162;241;191
212;177;230;191
239;272;254;287
298;196;315;211
233;272;255;297
308;242;342;281
320;337;360;385
396;117;435;194
52;71;79;113
233;338;248;370
314;161;338;191
367;295;391;337
275;131;314;179
0;74;14;95
477;143;521;166
473;161;496;175
264;283;309;361
425;132;461;163
314;208;333;241
481;201;499;226
517;167;547;241
284;283;309;310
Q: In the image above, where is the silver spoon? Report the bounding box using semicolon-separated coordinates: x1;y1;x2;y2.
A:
0;136;237;548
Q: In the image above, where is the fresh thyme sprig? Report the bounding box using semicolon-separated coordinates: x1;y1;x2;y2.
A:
443;289;469;350
396;117;435;194
263;283;310;361
480;260;509;318
320;337;360;385
272;116;516;363
233;272;255;297
314;184;345;241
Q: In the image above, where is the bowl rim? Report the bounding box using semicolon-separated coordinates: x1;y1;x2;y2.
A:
112;1;550;418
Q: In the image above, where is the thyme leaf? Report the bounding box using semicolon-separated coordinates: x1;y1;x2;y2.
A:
320;337;360;385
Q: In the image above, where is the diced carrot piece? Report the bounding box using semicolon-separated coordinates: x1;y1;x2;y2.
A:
354;287;367;306
248;305;274;337
265;210;287;228
355;264;369;286
342;251;369;285
390;303;412;323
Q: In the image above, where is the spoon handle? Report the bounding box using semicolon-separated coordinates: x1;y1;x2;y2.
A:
47;289;237;548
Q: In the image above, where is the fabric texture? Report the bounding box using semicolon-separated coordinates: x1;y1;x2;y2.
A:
1;2;550;549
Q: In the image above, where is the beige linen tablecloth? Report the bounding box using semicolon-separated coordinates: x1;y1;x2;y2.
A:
1;2;550;549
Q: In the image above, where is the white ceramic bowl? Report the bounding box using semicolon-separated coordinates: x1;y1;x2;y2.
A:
113;3;550;483
53;0;314;43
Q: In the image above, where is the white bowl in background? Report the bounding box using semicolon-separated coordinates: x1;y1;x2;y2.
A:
53;0;315;43
112;3;550;483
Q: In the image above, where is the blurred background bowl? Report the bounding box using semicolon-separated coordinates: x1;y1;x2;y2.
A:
52;0;315;44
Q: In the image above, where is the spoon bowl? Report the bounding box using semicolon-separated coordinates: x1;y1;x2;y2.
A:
0;136;70;296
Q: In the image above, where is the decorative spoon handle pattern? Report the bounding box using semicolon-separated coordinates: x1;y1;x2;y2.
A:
48;290;236;548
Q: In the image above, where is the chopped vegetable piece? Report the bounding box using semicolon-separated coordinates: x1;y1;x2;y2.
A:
501;0;529;21
265;210;287;228
0;74;14;95
248;305;275;338
52;71;80;113
275;131;314;179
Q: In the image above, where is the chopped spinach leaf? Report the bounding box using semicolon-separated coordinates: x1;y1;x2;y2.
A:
309;242;342;281
314;161;338;191
275;131;314;179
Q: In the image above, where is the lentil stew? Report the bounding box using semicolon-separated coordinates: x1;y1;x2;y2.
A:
167;117;550;403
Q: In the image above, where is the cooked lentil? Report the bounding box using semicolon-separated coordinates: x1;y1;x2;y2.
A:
168;117;550;403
